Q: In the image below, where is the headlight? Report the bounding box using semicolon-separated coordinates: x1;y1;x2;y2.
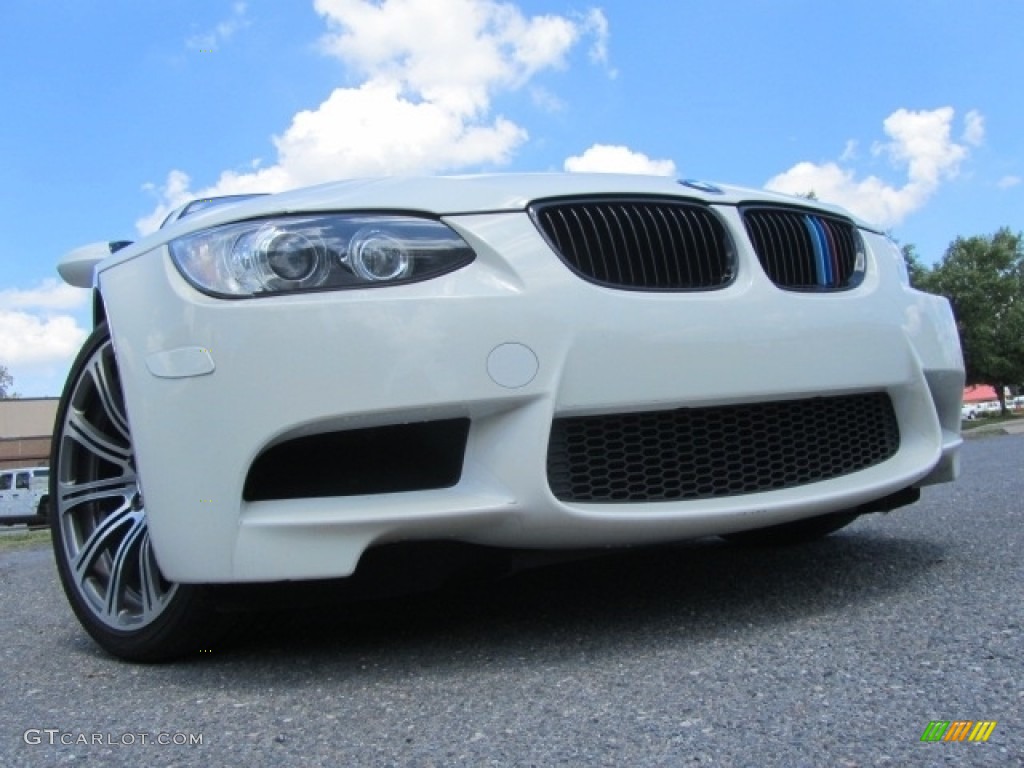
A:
169;215;476;297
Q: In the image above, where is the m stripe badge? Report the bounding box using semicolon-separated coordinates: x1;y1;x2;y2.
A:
920;720;997;742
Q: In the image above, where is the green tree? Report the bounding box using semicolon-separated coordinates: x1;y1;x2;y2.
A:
901;242;928;289
0;365;16;399
920;228;1024;414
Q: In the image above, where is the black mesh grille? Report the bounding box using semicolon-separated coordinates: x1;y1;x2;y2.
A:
742;207;865;291
547;393;899;503
531;198;735;290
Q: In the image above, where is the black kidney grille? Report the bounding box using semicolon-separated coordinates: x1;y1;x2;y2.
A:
531;199;734;290
547;393;899;503
742;207;865;290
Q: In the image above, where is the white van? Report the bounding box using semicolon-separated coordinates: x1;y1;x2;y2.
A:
0;466;50;526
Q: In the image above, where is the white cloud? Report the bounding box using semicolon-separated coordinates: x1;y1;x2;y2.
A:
766;107;981;227
529;86;566;113
564;144;677;176
962;109;985;147
0;278;89;312
315;0;581;114
997;175;1021;189
137;169;194;236
0;278;89;398
875;107;970;187
140;0;607;235
0;312;86;367
0;280;89;393
186;2;249;51
764;161;912;225
581;8;613;74
274;79;526;177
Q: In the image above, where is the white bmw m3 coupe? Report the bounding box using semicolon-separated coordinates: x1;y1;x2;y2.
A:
51;173;964;660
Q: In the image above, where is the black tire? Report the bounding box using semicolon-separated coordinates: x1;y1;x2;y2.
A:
720;510;860;547
50;323;225;661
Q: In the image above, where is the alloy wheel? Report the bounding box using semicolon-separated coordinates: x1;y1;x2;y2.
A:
54;334;179;629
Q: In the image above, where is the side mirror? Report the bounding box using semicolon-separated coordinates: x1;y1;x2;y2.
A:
57;241;133;288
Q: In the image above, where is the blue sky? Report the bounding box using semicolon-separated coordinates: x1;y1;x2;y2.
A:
2;0;1022;396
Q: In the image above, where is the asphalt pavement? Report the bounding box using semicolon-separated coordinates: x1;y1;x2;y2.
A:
963;417;1024;438
1;434;1021;767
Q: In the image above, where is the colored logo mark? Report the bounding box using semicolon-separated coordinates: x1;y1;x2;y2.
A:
678;179;724;195
920;720;997;742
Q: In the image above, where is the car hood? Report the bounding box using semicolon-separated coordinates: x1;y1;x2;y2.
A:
166;173;868;229
62;173;876;287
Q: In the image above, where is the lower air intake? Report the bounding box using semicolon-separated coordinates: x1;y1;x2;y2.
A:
547;393;899;502
244;419;469;501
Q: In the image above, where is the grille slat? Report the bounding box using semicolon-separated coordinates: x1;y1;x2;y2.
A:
743;207;865;291
547;393;899;503
685;211;702;285
650;205;671;284
532;198;734;291
654;206;683;285
634;205;656;285
606;205;631;284
695;206;718;285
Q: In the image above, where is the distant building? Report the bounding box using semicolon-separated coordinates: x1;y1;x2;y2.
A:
0;398;58;468
963;385;1000;403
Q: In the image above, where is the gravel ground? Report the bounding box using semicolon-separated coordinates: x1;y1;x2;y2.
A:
1;435;1021;767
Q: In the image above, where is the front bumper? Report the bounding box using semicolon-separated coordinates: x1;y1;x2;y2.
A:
99;210;964;582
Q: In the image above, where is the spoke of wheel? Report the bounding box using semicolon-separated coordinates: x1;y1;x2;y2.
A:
65;409;133;473
58;477;135;510
87;351;130;443
104;513;147;621
72;503;134;584
138;534;168;615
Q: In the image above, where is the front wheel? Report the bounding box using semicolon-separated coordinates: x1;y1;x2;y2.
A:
50;323;222;661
